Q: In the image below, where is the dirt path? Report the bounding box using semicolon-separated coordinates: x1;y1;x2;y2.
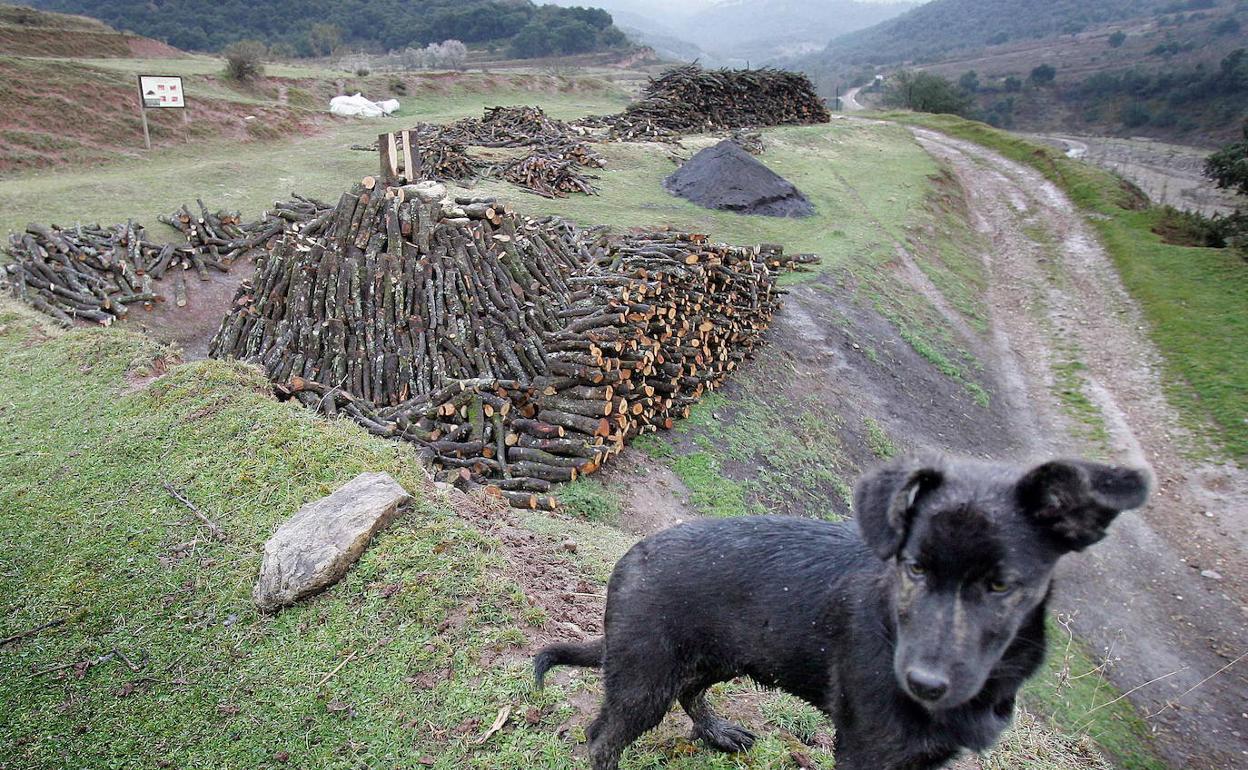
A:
1025;133;1242;217
914;129;1248;770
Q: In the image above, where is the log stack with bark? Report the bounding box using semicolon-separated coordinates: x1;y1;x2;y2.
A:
584;64;831;141
4;196;335;325
209;177;818;508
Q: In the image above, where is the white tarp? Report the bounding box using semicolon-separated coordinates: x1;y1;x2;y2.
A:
329;93;400;118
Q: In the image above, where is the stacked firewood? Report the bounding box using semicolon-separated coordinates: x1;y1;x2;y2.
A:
492;152;599;199
585;64;830;141
362;106;604;197
451;105;591;149
2;222;163;326
4;196;334;324
209;178;819;508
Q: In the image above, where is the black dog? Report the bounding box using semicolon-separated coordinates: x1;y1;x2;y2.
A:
534;455;1149;770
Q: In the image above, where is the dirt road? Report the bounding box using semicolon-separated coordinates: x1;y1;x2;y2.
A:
1026;133;1242;216
841;86;865;112
915;129;1248;770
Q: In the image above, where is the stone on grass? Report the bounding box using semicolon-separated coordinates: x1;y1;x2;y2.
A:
254;472;410;612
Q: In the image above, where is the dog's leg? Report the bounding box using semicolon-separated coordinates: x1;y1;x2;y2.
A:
679;686;757;753
586;693;673;768
587;681;675;770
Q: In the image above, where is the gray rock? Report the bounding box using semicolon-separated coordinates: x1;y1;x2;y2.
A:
254;472;410;612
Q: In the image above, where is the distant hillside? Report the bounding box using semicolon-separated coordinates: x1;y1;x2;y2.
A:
0;2;179;57
813;0;1176;67
24;0;631;58
687;0;919;63
816;0;1248;146
543;0;916;64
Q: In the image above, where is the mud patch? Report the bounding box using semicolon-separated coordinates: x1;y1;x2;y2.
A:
437;484;605;657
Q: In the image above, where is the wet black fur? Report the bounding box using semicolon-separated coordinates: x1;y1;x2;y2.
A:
534;455;1149;770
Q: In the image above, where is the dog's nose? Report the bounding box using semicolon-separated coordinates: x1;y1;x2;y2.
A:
905;668;949;703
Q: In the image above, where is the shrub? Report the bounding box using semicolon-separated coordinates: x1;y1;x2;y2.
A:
883;70;973;116
958;70;980;93
1121;102;1152;127
1152;206;1248;248
1205;120;1248;196
223;39;266;82
1030;64;1057;85
1108;31;1127;48
1004;76;1023;93
355;65;371;77
1212;17;1241;36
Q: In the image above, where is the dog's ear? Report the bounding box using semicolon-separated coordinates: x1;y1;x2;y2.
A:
1016;459;1150;551
854;459;944;559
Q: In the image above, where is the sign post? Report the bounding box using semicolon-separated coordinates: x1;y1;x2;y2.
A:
137;75;186;150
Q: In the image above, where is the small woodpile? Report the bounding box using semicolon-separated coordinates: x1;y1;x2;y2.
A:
4;196;334;324
368;106;604;197
209;177;818;508
588;64;831;141
494;152;598;199
452;105;590;149
3;222;162;326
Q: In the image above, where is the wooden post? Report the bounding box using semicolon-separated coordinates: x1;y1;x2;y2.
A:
379;131;397;185
400;129;414;183
136;75;152;151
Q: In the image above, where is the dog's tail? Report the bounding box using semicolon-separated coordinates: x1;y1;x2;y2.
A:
534;637;604;689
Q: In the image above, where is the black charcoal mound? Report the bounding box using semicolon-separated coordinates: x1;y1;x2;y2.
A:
663;140;814;218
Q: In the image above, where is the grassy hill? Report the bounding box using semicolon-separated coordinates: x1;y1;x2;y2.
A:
811;0;1178;67
24;0;630;58
0;3;179;57
0;2;628;172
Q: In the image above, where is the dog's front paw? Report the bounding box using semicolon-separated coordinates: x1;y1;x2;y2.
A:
693;720;757;753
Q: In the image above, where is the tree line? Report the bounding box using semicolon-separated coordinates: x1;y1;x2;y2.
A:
27;0;629;58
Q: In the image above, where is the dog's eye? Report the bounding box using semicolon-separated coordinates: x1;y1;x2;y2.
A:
987;580;1012;594
905;562;927;579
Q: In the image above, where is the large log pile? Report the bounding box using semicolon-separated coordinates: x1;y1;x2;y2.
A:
209;177;817;508
3;196;334;325
585;64;831;141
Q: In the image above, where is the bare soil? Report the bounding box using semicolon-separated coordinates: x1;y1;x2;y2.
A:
130;263;251;360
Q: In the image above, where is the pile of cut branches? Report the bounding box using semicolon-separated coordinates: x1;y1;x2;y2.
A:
4;196;333;324
584;64;830;141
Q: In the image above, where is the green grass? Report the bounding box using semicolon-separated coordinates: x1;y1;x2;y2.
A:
454;122;937;277
555;477;621;525
881;112;1248;464
863;416;898;460
0;88;627;239
0;305;875;770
